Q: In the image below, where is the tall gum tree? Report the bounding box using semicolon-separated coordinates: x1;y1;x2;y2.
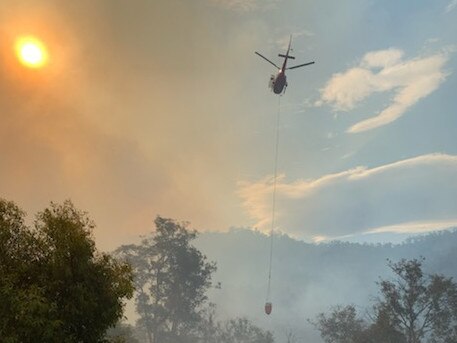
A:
117;216;217;343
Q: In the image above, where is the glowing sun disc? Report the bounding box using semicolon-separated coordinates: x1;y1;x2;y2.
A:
15;36;48;68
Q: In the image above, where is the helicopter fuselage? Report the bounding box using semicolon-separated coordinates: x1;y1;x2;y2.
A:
270;69;287;94
268;44;290;94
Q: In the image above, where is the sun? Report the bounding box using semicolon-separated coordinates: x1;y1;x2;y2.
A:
15;36;49;69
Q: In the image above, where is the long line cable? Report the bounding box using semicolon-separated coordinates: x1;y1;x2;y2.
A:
266;95;281;302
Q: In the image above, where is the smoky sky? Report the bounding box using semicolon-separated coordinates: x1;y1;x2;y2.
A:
0;0;272;249
1;0;456;248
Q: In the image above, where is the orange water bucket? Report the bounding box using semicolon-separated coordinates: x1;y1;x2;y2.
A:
265;302;272;315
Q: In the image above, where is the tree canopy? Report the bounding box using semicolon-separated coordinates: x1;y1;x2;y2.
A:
0;199;134;343
312;258;457;343
217;317;275;343
117;216;217;343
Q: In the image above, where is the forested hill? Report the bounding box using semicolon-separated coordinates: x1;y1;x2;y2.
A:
195;229;457;342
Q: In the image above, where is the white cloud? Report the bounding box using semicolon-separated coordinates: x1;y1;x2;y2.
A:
317;48;451;133
208;0;280;12
446;0;457;13
238;154;457;240
366;219;457;235
361;48;404;68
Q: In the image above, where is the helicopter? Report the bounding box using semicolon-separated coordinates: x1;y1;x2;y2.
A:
255;35;314;94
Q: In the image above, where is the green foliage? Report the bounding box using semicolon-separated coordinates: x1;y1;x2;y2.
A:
117;216;217;343
312;258;457;343
311;305;367;343
105;322;140;343
377;258;457;343
217;317;275;343
197;305;274;343
0;199;134;343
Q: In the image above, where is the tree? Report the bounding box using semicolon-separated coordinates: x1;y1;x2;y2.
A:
0;199;134;342
217;317;275;343
312;258;457;343
105;322;140;343
284;329;298;343
311;305;367;343
117;216;217;343
377;258;457;343
197;309;275;343
0;199;56;342
366;305;406;343
196;303;220;343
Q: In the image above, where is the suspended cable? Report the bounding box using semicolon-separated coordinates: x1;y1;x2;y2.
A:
265;95;281;315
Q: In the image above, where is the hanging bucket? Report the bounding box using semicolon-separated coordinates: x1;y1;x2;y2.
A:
265;302;272;315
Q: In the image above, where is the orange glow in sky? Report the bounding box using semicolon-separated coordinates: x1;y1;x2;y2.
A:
15;36;48;68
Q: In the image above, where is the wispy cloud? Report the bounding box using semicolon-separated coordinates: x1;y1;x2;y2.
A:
208;0;280;12
446;0;457;13
238;154;457;239
366;219;457;234
341;151;356;160
316;47;451;133
275;30;314;50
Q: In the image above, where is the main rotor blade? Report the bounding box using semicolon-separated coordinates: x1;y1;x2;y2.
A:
287;61;315;70
255;51;280;69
